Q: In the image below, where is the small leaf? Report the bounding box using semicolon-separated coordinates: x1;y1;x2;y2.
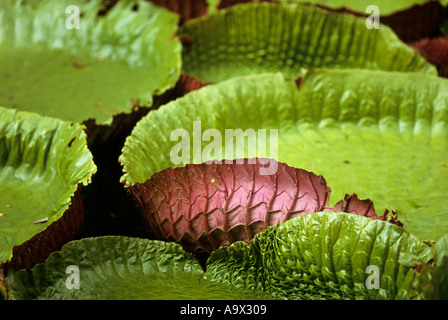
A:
325;193;404;227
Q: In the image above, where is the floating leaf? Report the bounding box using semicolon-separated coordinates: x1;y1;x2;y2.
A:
7;236;273;300
0;107;96;272
0;0;181;125
128;158;331;252
128;158;404;253
120;70;448;241
179;3;436;83
206;212;433;300
211;0;448;16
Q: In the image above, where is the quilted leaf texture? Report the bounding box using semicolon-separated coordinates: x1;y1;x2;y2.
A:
128;158;331;252
206;212;433;300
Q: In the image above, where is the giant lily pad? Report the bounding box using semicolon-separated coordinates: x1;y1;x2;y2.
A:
0;0;181;125
128;158;331;252
206;211;434;300
0;107;96;272
120;70;448;242
209;0;448;44
179;2;436;83
8;212;437;300
7;236;273;300
210;0;448;16
127;158;404;253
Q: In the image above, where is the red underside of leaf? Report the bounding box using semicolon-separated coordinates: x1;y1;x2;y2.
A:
411;36;448;77
128;158;403;253
149;0;208;24
154;73;212;106
325;193;404;228
129;158;331;252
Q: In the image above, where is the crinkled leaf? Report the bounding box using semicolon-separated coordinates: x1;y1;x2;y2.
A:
325;194;403;227
128;158;402;253
213;1;448;43
414;233;448;299
0;0;181;124
434;234;448;298
120;70;448;241
8;236;273;300
205;212;433;300
211;0;448;16
128;158;330;252
0;107;96;266
180;2;436;83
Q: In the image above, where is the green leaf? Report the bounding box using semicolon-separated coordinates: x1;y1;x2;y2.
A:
0;107;96;265
180;3;436;83
0;0;181;124
8;236;273;300
414;233;448;299
209;0;448;16
120;70;448;242
434;234;448;297
205;212;433;300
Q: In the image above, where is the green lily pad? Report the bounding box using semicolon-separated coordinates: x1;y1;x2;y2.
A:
180;2;436;83
8;213;435;300
208;0;448;16
206;212;433;300
286;0;448;15
120;70;448;242
7;236;273;300
0;0;181;124
0;107;96;267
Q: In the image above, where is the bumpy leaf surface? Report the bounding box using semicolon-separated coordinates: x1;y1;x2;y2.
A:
180;2;436;83
129;159;330;252
206;212;433;300
0;107;96;266
120;70;448;241
210;0;448;16
8;236;273;300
